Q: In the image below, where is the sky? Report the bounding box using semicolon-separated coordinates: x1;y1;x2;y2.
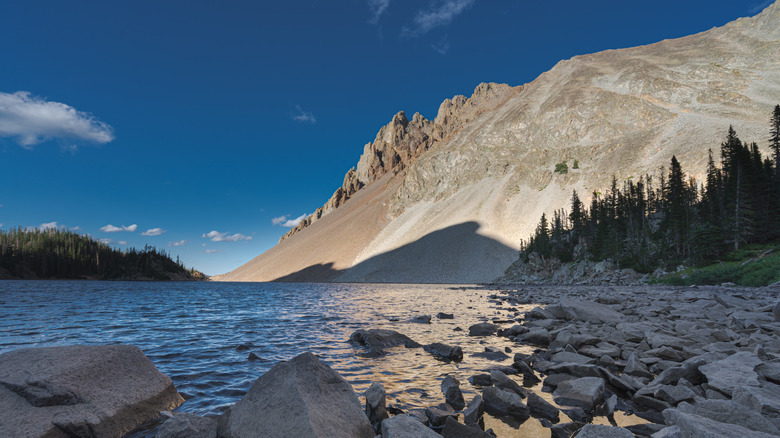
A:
0;0;773;276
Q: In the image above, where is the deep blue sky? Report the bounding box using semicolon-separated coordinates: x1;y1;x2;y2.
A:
0;0;772;275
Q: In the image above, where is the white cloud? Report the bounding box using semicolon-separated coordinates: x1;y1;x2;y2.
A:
402;0;475;37
117;240;128;245
204;249;221;253
368;0;391;24
141;227;165;236
100;238;113;244
272;214;308;227
0;91;114;147
100;224;137;233
169;240;186;247
431;34;450;54
201;230;253;242
70;226;81;231
38;221;59;230
292;105;316;124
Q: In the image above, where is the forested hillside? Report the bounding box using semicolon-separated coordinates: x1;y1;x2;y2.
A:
518;106;780;285
0;227;205;280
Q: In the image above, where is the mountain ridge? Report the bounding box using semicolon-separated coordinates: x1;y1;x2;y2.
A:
217;1;780;283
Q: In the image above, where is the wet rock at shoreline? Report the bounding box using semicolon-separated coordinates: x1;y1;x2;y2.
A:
527;392;559;422
365;382;389;432
442;376;466;410
425;403;458;428
382;414;440;437
437;312;455;319
0;345;184;438
552;377;604;413
469;322;498;337
424;343;463;362
348;329;421;356
482;387;530;422
410;315;432;324
463;395;485;428
440;416;494;438
217;352;374;438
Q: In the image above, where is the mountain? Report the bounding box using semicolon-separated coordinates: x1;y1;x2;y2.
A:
216;2;780;283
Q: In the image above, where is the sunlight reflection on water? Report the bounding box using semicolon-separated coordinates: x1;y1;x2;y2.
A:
0;280;646;437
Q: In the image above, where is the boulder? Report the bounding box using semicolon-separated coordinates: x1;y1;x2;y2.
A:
0;345;183;438
463;395;484;427
699;351;761;396
482;387;530;421
348;329;421;356
442;376;466;410
468;374;493;387
469;323;498;337
551;298;624;324
440;416;493;438
574;424;633;437
551;422;585;438
677;400;780;434
733;384;780;418
424;343;463;362
663;408;779;438
217;352;374;438
381;414;440;438
365;382;389;432
425;403;458;428
552;377;605;413
527;392;559;422
624;352;653;379
517;328;551;346
489;370;526;398
551;351;595;365
157;413;218;438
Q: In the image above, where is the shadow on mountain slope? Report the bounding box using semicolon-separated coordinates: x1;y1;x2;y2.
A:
271;221;518;284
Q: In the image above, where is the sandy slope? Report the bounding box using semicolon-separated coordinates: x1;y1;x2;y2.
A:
217;2;780;283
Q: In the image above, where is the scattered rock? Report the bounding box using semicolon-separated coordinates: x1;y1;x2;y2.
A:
663;408;778;438
552;377;605;413
698;351;762;396
381;414;440;438
574;424;633;437
410;315;432;324
247;352;261;361
463;395;485;427
442;376;466;410
440;416;493;438
482;387;530;421
157;413;218;438
551;422;585;438
471;348;510;361
490;370;527;398
217;352;374;438
348;329;421;356
437;312;455;319
527;392;559;422
0;345;184;438
468;374;493;387
365;382;389;432
469;323;498;337
424;343;463;361
425;403;458;428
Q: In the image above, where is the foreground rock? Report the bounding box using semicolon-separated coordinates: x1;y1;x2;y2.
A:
0;345;183;438
365;382;389;432
381;414;440;438
218;352;374;438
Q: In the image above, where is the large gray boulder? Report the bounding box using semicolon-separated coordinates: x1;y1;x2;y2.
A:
0;345;183;438
699;351;762;396
663;408;779;438
381;415;439;438
157;412;218;438
575;424;633;437
217;352;374;438
482;386;530;421
552;377;604;413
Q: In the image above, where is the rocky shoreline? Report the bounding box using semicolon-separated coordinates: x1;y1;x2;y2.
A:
2;284;780;437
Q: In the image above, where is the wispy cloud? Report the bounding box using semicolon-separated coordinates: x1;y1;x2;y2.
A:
368;0;391;24
272;214;308;228
201;230;252;242
0;91;114;147
0;204;4;207
117;240;128;245
431;34;450;54
38;221;59;231
141;227;165;236
749;0;773;14
169;240;186;247
292;105;316;124
70;226;81;231
100;224;137;233
204;249;221;253
401;0;475;38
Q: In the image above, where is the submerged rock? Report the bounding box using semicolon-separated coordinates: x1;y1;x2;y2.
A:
0;345;183;438
217;352;374;438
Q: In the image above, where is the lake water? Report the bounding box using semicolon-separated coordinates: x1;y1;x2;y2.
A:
0;280;644;437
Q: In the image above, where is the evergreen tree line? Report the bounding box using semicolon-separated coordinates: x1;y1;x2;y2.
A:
520;105;780;273
0;227;202;280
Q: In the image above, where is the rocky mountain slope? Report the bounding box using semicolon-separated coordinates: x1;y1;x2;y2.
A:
216;2;780;283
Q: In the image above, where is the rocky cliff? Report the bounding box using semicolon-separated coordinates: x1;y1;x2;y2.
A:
217;2;780;283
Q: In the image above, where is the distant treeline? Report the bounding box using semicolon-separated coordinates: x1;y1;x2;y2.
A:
520;105;780;274
0;227;205;280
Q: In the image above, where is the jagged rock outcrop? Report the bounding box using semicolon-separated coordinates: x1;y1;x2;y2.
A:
219;2;780;283
279;83;521;243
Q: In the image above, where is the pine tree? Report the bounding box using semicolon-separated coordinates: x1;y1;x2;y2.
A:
771;104;780;173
